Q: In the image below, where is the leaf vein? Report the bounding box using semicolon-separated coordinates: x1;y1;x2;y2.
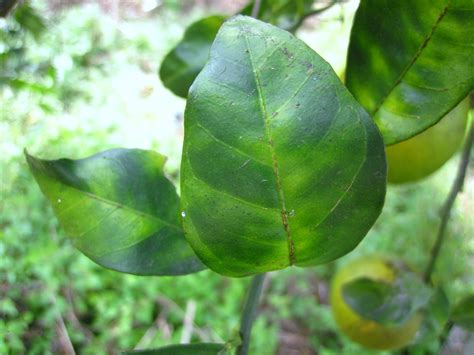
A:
195;121;272;167
53;181;181;232
372;1;452;115
313;110;368;231
76;206;121;239
185;157;280;212
243;27;296;264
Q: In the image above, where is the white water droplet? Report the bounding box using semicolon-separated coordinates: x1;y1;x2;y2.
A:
57;198;62;203
181;211;186;218
288;209;295;217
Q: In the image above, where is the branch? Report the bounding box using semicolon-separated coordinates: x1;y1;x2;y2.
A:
51;294;76;355
0;0;18;17
63;287;94;342
288;0;341;32
135;295;220;350
237;273;266;355
303;0;339;18
180;299;197;344
438;320;454;352
135;304;171;350
251;0;262;19
55;314;76;355
424;121;474;283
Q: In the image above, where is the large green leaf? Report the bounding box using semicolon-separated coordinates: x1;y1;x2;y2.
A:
159;16;226;98
342;271;433;326
26;148;205;276
180;16;386;277
451;295;474;331
346;0;474;145
122;343;227;354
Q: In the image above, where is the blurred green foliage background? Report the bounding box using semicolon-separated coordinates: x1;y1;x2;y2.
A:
1;1;472;354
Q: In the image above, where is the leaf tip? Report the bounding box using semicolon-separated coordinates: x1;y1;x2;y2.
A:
24;148;38;170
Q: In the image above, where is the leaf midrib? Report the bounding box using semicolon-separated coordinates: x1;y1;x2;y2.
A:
372;1;452;116
48;173;182;233
243;28;296;265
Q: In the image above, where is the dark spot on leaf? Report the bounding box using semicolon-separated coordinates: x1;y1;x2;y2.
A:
282;47;294;60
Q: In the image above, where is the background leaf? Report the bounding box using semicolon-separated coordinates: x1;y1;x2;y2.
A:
26;148;205;276
181;16;386;277
451;295;474;331
241;0;316;32
342;271;433;326
122;343;227;354
346;0;474;145
159;16;226;98
414;288;450;344
160;1;326;98
13;2;46;40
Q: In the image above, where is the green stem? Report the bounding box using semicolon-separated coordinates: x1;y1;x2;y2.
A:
236;273;266;355
424;121;474;284
438;320;454;351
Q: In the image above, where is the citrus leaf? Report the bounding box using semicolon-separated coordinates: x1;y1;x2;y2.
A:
159;16;226;98
160;2;319;98
451;295;474;331
342;272;433;326
180;16;386;277
26;148;205;276
122;343;228;355
346;0;474;145
414;288;450;344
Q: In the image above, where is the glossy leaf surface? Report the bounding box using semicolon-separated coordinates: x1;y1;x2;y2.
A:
181;16;386;277
122;343;227;355
342;272;433;326
451;295;474;331
159;16;226;98
346;0;474;145
26;148;205;276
